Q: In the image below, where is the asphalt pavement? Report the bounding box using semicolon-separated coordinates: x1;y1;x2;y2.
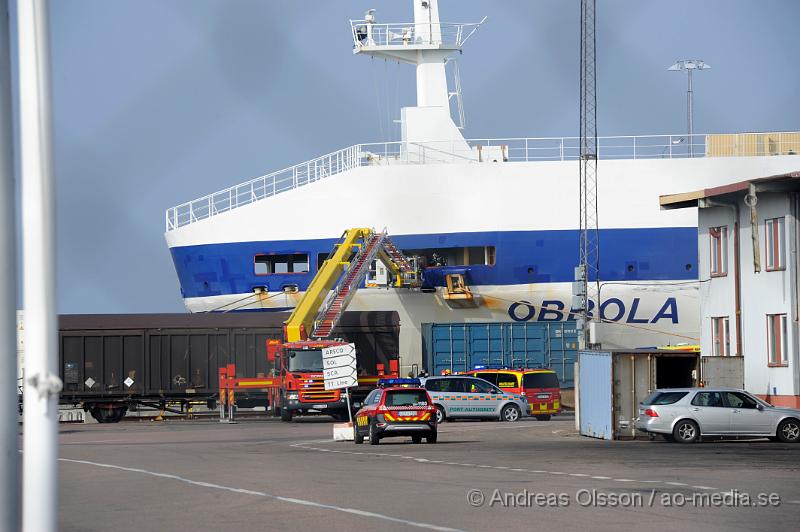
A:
55;414;799;531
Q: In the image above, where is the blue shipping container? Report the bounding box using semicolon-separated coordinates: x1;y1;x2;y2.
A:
421;322;580;388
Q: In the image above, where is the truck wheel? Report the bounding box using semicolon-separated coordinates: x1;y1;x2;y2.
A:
280;407;293;422
777;418;800;443
534;414;551;421
435;405;446;424
672;419;699;443
501;404;521;422
369;422;380;445
354;425;364;444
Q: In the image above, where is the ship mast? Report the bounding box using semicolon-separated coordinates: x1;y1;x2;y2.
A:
350;1;484;150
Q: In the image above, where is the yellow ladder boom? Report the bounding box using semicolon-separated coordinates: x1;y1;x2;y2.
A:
283;228;372;343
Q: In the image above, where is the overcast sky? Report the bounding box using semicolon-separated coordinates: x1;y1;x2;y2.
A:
32;0;800;314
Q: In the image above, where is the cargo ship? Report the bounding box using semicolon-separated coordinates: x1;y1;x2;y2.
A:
163;0;800;375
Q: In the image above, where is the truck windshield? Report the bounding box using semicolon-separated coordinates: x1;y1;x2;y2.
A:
287;350;324;372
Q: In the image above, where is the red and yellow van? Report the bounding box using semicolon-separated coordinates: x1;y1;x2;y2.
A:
467;368;561;420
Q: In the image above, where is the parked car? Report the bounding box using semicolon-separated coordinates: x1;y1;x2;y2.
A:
635;387;800;443
468;368;561;420
419;375;529;423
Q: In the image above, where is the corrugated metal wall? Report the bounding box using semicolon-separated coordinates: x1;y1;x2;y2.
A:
421;322;580;387
578;351;613;440
58;312;400;403
706;132;800;157
61;328;278;399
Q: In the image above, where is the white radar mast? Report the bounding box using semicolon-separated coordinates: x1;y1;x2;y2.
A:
350;1;485;157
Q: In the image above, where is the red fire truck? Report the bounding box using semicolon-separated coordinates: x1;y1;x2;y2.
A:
222;228;417;422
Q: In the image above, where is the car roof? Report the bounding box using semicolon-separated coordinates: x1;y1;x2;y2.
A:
652;387;748;393
421;375;478;380
380;386;427;392
472;368;555;374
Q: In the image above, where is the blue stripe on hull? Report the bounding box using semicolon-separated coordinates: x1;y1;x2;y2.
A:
170;228;698;299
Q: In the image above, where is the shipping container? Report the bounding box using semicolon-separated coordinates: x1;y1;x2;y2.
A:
577;349;699;440
56;311;399;421
421;322;580;388
705;132;800;157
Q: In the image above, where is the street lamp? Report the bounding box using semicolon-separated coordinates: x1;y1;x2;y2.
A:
668;59;711;157
660;137;685;158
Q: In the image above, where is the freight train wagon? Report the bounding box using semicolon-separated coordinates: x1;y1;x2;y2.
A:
57;311;399;422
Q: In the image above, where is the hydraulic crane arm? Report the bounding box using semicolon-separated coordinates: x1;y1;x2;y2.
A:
284;228;373;342
283;227;418;343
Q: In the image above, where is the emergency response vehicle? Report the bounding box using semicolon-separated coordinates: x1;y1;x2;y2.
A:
353;378;437;445
419;375;529;423
467;368;561;421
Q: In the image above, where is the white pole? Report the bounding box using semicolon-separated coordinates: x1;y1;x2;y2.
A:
687;68;694;158
345;387;353;425
0;1;19;530
18;1;61;532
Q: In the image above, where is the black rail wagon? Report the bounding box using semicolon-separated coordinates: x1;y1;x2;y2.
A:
58;311;400;422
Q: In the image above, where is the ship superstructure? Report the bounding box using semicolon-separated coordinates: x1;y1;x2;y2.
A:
164;1;800;373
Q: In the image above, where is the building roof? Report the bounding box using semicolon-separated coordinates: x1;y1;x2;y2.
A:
660;170;800;210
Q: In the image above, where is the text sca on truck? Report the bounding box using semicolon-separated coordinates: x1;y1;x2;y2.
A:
466;367;561;420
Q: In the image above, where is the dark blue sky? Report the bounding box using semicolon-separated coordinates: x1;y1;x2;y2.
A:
42;0;799;313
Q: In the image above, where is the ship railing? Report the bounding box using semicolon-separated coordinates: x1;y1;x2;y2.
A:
165;132;800;230
165;144;365;230
464;132;800;162
164;141;478;231
350;19;485;49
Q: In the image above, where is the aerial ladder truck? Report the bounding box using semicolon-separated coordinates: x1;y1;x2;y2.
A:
258;228;418;421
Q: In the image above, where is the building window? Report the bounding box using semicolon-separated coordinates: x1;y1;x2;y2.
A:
709;226;727;276
767;314;788;367
254;253;309;275
711;316;730;356
765;217;786;271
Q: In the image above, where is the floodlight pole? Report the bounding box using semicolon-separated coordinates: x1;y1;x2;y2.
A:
18;1;61;532
669;60;710;158
686;68;694;157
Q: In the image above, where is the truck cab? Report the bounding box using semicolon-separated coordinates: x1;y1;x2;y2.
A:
268;339;398;421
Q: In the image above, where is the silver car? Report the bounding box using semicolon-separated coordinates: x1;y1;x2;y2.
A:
635;387;800;443
419;376;529;423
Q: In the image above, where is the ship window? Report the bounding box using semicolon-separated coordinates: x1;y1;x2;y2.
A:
403;246;496;267
254;253;309;275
